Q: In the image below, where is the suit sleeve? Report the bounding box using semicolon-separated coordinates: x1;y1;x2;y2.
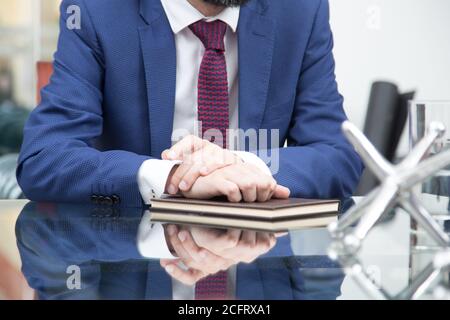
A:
17;0;151;206
272;0;363;199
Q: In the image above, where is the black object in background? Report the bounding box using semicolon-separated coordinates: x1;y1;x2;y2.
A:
356;81;415;195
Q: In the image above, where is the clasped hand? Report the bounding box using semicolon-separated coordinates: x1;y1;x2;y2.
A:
159;136;290;285
161;225;279;286
162;135;290;202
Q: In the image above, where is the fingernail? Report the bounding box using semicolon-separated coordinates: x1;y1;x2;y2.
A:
199;251;208;260
165;265;174;273
168;150;177;159
178;231;188;242
179;181;188;191
168;184;177;194
167;225;177;236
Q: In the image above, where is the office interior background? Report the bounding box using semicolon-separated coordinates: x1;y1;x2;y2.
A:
0;0;450;300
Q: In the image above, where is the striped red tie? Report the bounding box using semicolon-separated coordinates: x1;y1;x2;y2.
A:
189;20;229;149
189;19;229;299
194;270;228;300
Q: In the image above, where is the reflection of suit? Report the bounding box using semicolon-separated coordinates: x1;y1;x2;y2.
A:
16;202;344;300
144;257;344;300
17;0;363;206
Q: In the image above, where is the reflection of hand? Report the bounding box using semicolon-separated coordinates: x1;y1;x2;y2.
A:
188;227;277;264
161;225;235;286
163;135;242;194
161;225;280;286
181;163;290;203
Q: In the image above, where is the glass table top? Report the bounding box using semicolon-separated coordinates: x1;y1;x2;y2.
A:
0;194;449;300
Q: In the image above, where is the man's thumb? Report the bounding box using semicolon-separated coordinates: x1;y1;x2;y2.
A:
273;185;290;199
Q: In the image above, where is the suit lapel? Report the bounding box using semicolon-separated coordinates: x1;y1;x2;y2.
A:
238;0;275;135
139;0;176;158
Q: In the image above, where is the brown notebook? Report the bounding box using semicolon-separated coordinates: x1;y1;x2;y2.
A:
150;197;340;232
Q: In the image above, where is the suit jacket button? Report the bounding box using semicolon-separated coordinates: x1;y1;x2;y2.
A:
104;197;113;206
112;195;120;205
98;195;105;205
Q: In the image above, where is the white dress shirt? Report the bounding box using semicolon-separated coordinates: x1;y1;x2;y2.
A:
136;0;271;300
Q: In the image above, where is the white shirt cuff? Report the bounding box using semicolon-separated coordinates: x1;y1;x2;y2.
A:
137;211;177;260
137;159;181;204
232;151;272;176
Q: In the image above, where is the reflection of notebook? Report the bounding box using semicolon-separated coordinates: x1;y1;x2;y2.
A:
150;197;340;232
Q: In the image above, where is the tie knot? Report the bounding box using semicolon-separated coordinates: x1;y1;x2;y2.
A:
189;20;227;51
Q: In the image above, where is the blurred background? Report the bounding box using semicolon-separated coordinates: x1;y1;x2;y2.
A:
331;0;450;155
0;0;59;108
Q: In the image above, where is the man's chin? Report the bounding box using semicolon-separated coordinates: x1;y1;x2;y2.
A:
202;0;250;7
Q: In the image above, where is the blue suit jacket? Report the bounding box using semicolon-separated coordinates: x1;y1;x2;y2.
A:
17;0;363;206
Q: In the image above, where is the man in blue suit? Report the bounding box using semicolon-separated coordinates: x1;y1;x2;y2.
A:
17;0;362;288
17;0;362;206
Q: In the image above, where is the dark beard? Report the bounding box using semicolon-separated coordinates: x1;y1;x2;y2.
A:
202;0;250;7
